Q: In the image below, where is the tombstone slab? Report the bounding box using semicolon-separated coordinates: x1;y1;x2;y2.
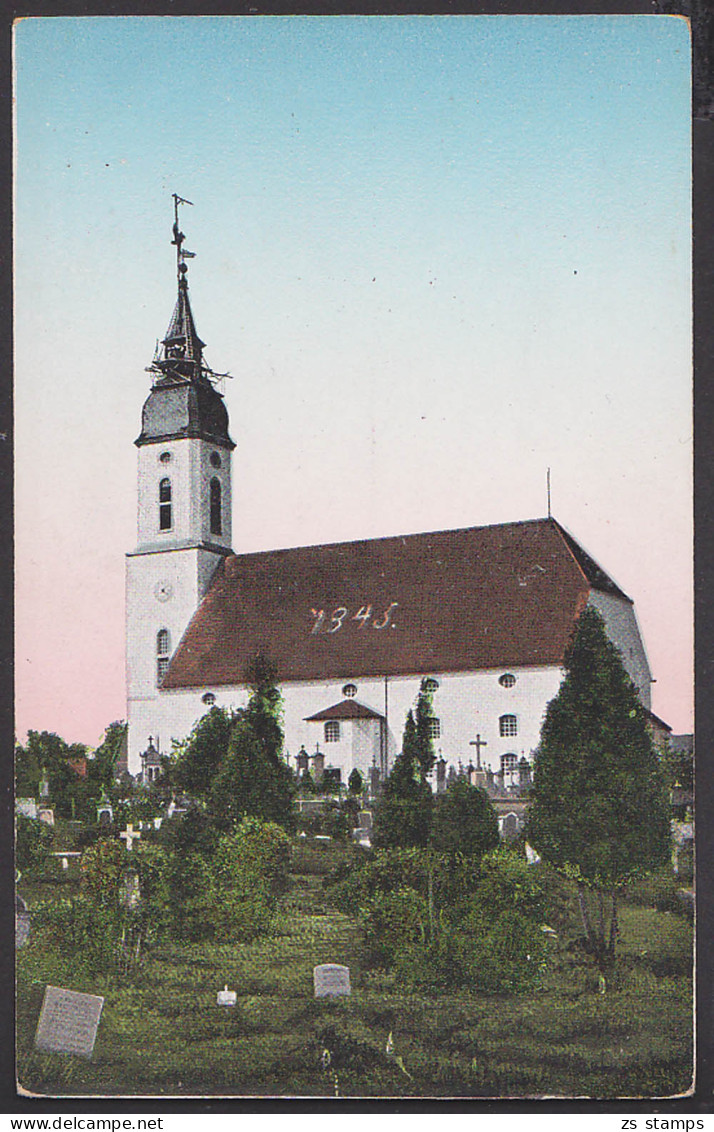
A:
314;963;351;997
15;895;30;949
34;986;104;1058
217;985;237;1006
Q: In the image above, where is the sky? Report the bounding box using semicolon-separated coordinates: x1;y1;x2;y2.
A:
13;14;692;746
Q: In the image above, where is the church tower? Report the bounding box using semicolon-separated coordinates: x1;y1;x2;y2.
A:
125;196;234;772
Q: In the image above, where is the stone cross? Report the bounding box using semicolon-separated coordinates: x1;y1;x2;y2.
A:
119;823;141;852
469;734;488;769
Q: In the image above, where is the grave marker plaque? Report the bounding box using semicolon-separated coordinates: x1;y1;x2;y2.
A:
313;963;351;997
34;986;104;1058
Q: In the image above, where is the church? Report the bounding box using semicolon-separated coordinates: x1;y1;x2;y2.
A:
125;207;653;785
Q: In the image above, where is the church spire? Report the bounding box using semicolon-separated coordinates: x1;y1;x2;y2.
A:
150;195;210;385
137;195;234;450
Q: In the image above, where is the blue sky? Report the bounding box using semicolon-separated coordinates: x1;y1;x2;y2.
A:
14;15;692;741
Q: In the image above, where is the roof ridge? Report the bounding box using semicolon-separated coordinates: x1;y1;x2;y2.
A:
229;515;554;563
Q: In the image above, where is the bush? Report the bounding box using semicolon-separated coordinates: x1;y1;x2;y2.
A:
360;887;429;966
432;780;499;858
469;849;547;921
32;895;120;975
453;907;550;993
621;866;686;916
16;815;54;878
208;817;291;941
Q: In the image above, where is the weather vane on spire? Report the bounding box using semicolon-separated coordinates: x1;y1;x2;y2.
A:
171;193;196;284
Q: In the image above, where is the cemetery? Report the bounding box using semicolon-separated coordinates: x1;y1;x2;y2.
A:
15;640;694;1099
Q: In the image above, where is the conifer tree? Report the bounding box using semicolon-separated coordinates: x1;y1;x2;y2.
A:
526;607;671;965
372;684;437;849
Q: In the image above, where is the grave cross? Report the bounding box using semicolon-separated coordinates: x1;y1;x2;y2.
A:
119;823;141;852
469;734;488;769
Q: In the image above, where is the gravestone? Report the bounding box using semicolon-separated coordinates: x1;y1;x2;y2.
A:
216;985;237;1007
313;964;351;998
16;895;30;949
38;808;55;827
119;823;141;851
357;810;373;830
34;986;104;1058
16;798;38;819
119;873;141;908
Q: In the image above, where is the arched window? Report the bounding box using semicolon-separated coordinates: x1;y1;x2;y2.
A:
499;714;518;737
427;717;441;739
210;477;222;536
324;721;340;743
501;753;518;774
157;629;171;685
159;478;172;531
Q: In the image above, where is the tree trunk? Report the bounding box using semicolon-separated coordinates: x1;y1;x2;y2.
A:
577;884;595;946
597;888;607;954
427;854;435;945
608;888;619;955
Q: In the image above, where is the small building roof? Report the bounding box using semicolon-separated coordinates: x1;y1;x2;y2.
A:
305;699;384;722
163;517;629;689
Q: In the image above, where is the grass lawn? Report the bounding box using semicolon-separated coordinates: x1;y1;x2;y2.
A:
16;842;693;1099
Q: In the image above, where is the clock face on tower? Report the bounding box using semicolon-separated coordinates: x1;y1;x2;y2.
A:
154;580;174;603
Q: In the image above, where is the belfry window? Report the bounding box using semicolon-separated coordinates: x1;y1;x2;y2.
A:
499;714;518;737
324;721;340;743
159;478;172;531
210;478;222;536
157;629;171;685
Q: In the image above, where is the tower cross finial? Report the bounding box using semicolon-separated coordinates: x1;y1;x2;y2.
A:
171;193;195;285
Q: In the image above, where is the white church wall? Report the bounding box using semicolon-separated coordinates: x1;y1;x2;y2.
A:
130;663;564;778
126;546;227;770
587;590;652;708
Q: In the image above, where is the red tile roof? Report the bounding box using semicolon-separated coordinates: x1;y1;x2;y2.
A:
163;518;624;689
305;699;384;722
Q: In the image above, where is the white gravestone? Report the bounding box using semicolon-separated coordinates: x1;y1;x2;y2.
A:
314;964;351;998
217;985;237;1007
34;986;104;1058
119;823;141;851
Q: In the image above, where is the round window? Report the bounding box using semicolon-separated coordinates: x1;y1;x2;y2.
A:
159;451;172;464
342;683;357;698
423;677;439;694
202;692;216;706
499;673;516;688
210;452;222;468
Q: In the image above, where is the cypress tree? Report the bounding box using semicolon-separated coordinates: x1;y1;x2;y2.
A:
526;607;671;965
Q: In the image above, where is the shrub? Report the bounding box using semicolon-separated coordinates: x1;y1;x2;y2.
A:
360;887;429;966
454;907;550;993
432;780;499;858
16;815;54;878
621;866;686;916
208;817;291;941
469;849;547;921
165;850;216;941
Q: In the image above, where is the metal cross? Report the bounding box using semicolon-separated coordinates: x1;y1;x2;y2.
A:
119;823;141;852
469;734;488;769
